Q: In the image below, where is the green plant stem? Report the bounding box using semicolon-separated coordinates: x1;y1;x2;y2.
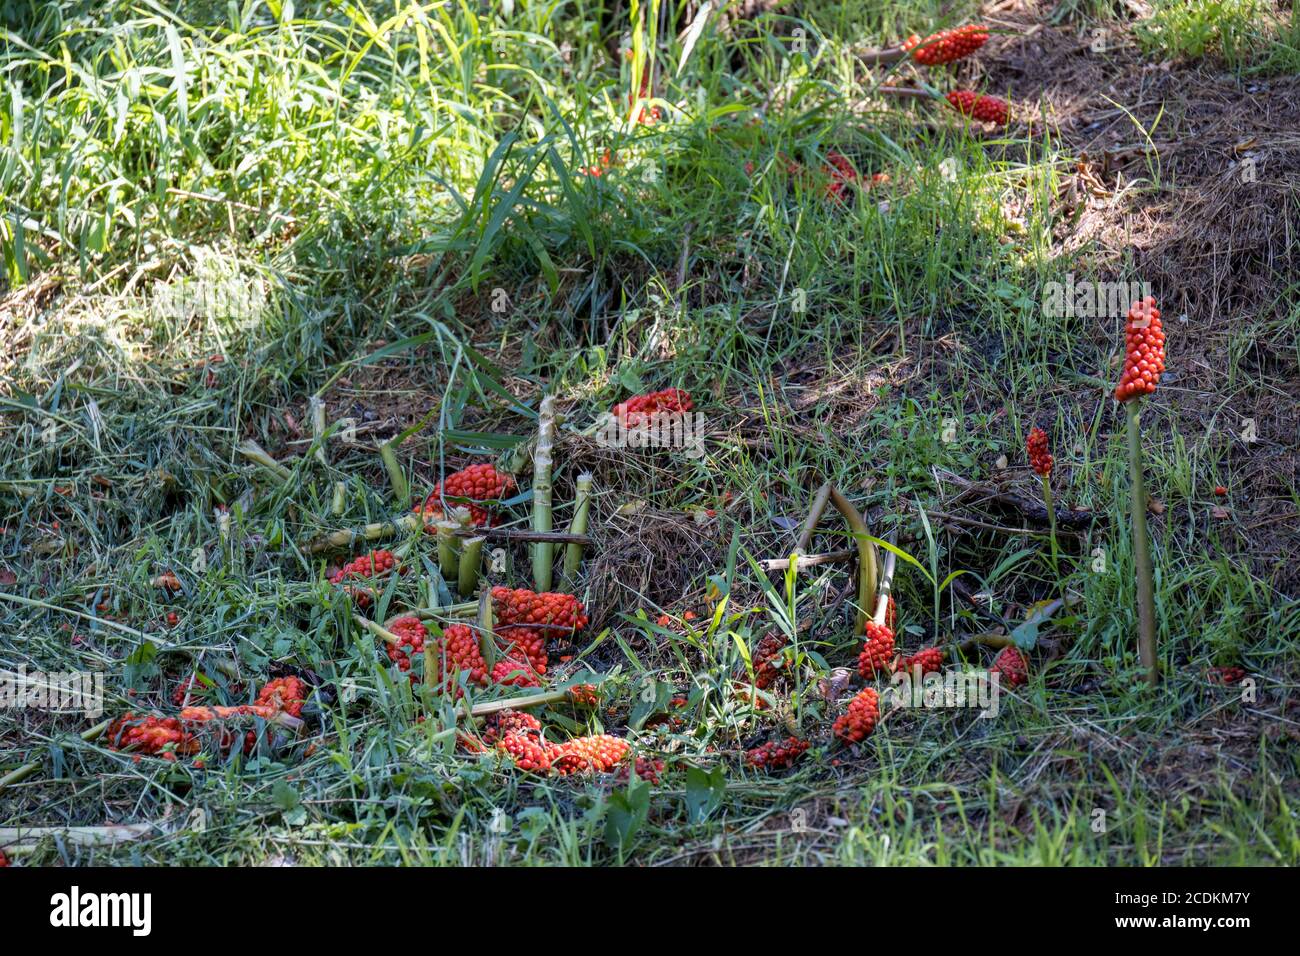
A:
1126;401;1159;685
378;440;409;505
532;395;557;591
563;472;594;582
1041;473;1061;580
458;536;485;598
0;719;112;793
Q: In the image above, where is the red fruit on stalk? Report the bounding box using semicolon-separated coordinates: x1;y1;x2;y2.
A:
482;709;543;746
990;646;1029;688
385;615;428;673
899;646;944;677
415;464;515;528
330;550;399;608
833;688;879;743
491;656;543;687
430;623;490;692
885;595;897;630
107;714;201;756
1114;297;1165;402
945;90;1010;125
617;755;667;784
745;736;810;771
612;388;694;426
255;676;308;718
551;734;631;775
497;731;554;772
491;586;588;632
1026;426;1054;477
567;683;601;706
857;621;896;678
904;25;989;65
752;633;788;689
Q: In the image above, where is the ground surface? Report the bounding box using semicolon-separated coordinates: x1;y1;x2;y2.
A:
1;0;1297;865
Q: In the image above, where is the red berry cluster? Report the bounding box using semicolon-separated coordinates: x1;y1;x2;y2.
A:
616;755;667;784
567;683;601;706
429;623;490;694
945;90;1010;126
415;464;515;528
255;676;308;719
815;152;890;203
0;850;8;866
1115;297;1165;402
490;656;543;688
385;615;428;674
481;709;543;746
498;728;555;772
1026;426;1053;476
492;587;588;632
899;646;945;677
990;646;1028;688
857;621;896;678
885;595;898;630
329;550;398;608
612;388;694;426
106;714;200;759
904;25;989;65
745;736;809;771
752;633;788;689
833;688;879;743
551;734;631;775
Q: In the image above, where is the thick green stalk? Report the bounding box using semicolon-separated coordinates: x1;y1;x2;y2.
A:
532;395;557;591
1126;402;1158;685
563;472;594;581
378;440;409;505
458;536;485;598
436;521;460;580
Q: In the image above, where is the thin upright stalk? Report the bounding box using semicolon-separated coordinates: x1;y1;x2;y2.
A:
1126;402;1158;685
1041;474;1060;579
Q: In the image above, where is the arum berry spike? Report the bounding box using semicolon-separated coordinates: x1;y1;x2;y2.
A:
903;25;990;65
1117;296;1164;686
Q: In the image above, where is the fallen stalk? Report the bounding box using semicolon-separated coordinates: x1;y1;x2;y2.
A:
301;516;590;555
761;549;856;571
0;719;112;793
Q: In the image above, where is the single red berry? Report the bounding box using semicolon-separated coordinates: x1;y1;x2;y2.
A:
1214;486;1227;496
